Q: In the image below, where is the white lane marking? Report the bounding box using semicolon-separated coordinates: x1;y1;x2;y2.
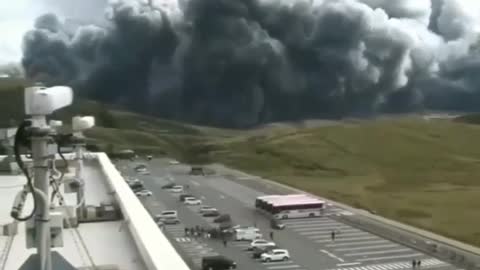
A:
345;248;411;257
261;261;292;265
287;224;352;231
282;219;332;225
334;243;399;252
309;232;369;239
316;235;378;243
283;220;340;226
265;264;300;269
326;240;389;247
191;180;200;186
356;253;422;262
283;219;338;227
320;249;345;262
337;262;361;267
299;228;358;235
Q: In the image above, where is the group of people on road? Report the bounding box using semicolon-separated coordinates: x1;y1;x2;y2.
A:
412;259;422;268
185;226;210;239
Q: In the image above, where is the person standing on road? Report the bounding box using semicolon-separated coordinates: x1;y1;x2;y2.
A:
412;259;416;269
417;260;421;268
185;227;188;236
269;231;274;240
331;231;336;241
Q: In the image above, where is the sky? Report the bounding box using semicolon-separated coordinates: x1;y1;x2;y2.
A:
2;0;480;65
0;0;108;65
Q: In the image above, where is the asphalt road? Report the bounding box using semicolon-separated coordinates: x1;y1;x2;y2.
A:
117;159;459;270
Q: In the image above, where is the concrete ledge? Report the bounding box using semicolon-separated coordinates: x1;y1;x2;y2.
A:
96;153;190;270
212;164;480;269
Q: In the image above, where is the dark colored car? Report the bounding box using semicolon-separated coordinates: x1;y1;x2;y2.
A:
251;246;275;259
130;182;144;191
202;209;220;217
270;219;286;230
213;214;231;223
202;255;236;270
161;183;176;189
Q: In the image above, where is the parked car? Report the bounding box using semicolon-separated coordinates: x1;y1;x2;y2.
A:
155;210;178;220
179;194;194;202
249;239;276;250
261;249;290;262
202;209;220;217
162;217;180;225
199;206;217;213
135;190;153;197
147;155;152;160
170;185;184;193
184;197;202;205
201;255;236;270
130;183;145;191
138;170;150;175
161;183;176;189
214;214;231;223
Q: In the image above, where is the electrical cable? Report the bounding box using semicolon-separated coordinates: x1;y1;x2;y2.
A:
12;120;37;221
50;144;67;203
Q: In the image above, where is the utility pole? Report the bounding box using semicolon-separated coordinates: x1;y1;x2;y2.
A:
31;117;52;270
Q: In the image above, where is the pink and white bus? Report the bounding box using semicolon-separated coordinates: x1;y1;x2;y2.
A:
255;194;325;219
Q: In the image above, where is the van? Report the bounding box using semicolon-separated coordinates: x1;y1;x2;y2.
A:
201;255;236;270
234;227;262;241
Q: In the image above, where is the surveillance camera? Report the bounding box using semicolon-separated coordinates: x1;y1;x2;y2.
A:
72;116;95;132
25;85;73;116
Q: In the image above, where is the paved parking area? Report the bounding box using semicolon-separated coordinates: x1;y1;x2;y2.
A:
282;217;453;270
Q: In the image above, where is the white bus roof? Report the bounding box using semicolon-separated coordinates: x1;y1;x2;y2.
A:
258;194;309;203
272;199;325;207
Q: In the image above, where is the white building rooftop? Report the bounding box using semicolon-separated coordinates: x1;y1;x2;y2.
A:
0;153;190;270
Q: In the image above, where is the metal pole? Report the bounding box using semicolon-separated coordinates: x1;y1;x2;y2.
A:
31;133;52;270
75;143;85;207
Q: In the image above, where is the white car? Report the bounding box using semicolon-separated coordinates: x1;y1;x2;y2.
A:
169;160;180;165
138;170;150;175
170;185;184;193
199;206;217;213
261;249;290;262
250;239;276;249
135;190;153;197
184;197;202;205
155;210;178;220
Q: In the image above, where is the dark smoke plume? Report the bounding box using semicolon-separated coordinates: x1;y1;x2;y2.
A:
22;0;480;127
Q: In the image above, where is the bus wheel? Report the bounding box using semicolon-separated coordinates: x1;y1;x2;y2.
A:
308;213;315;217
282;215;288;219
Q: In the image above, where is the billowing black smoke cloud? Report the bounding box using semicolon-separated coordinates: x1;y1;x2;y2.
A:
21;0;480;127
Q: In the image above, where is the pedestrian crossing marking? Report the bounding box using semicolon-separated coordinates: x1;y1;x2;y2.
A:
175;237;192;243
326;258;447;270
